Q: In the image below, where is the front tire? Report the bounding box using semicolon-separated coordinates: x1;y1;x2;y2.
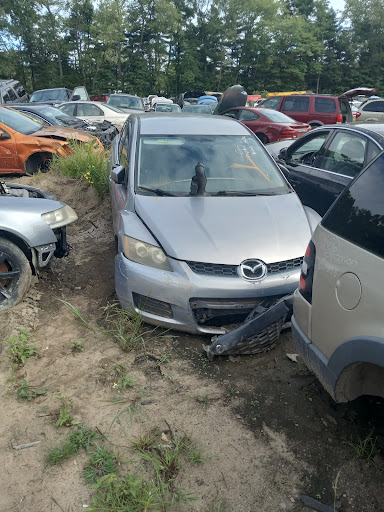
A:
0;238;32;312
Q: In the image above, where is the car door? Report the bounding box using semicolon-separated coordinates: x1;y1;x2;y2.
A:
281;95;310;123
359;100;384;122
75;103;104;124
110;120;131;231
307;131;379;215
281;129;330;204
71;86;89;101
0;123;17;174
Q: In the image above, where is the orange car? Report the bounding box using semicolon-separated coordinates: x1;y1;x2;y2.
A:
0;106;102;175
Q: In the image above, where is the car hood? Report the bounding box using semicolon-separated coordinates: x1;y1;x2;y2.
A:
134;192;311;264
30;126;96;142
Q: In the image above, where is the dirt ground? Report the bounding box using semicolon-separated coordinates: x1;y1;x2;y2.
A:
1;173;383;512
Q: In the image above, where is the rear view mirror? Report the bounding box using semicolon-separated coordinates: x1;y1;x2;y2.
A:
111;165;125;184
72;95;81;101
0;131;11;140
278;148;288;161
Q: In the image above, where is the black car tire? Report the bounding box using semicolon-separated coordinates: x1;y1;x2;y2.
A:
0;238;32;312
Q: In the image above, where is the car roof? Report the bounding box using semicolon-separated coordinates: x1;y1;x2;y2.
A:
318;123;384;143
137;113;248;135
108;93;140;98
33;88;68;92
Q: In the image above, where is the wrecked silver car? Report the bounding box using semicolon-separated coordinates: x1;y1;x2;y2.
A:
0;181;77;311
110;113;321;337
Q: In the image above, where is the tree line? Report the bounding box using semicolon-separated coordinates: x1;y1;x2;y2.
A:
0;0;382;97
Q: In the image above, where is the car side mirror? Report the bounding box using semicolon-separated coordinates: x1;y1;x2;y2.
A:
111;165;126;184
0;131;11;140
279;164;290;179
278;148;288;161
72;95;81;101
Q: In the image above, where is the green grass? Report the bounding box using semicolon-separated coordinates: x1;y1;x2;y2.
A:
84;445;118;483
50;140;109;196
4;329;38;367
88;473;170;512
46;425;101;465
343;429;378;462
16;380;47;401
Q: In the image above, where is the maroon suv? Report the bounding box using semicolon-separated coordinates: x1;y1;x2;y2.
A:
258;88;376;128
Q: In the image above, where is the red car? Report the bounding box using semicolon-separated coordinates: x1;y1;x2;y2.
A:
220;106;311;144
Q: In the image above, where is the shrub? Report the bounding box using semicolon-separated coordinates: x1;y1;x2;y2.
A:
50;140;109;196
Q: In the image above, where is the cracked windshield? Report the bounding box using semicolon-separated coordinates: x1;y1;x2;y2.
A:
137;135;290;196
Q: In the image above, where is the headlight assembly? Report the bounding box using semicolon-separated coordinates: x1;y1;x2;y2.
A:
123;236;173;271
41;205;78;229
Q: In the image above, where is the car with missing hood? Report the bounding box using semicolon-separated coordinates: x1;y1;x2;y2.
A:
0;180;77;311
9;104;118;146
109;113;321;334
0;106;102;175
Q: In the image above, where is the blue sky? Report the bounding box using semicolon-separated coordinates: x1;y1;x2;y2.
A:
329;0;345;12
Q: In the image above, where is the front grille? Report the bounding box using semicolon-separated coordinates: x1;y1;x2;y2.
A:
187;257;303;277
133;293;173;318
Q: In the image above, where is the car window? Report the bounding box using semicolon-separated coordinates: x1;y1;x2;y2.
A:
59;104;76;116
315;97;336;113
289;131;330;163
322;152;384;258
239;110;260;121
223;109;239;119
30;89;68;102
0;107;43;135
259;97;281;110
362;101;384;112
367;140;381;162
316;132;366;177
107;95;144;110
76;103;103;116
14;83;26;98
260;110;297;123
19;111;47;124
282;96;309;112
3;88;17;103
136;135;290;196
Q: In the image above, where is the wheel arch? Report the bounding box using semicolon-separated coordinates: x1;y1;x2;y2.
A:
328;337;384;402
0;230;35;273
24;151;53;175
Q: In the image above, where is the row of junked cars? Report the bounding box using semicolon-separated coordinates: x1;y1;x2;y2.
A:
1;83;384;405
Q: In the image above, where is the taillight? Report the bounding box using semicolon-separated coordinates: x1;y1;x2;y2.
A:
356;112;361;118
281;128;297;138
299;240;316;303
336;113;343;123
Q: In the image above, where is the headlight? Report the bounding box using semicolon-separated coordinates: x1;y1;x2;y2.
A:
41;205;78;229
123;236;173;271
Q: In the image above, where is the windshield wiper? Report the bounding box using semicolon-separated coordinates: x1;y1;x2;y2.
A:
138;186;176;196
212;190;280;196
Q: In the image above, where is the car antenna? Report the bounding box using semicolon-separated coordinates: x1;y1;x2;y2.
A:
190;162;207;196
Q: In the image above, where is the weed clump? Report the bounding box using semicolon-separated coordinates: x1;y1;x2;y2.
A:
4;329;38;367
46;425;101;465
50;140;109;196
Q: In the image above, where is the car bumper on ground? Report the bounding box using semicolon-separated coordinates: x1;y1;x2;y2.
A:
115;252;302;334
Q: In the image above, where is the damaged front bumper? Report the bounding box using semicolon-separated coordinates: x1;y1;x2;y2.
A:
203;294;294;360
32;227;71;270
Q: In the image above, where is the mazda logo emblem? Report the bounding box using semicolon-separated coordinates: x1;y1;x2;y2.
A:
239;259;267;281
